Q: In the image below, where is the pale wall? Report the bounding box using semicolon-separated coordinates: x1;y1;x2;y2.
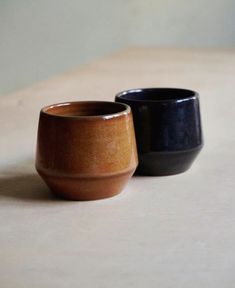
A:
1;0;234;95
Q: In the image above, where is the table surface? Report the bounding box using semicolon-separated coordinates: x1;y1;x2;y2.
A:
0;47;235;288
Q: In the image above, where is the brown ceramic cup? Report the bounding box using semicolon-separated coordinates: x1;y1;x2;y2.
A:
35;101;138;200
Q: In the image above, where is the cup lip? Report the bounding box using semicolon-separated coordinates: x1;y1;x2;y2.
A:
40;101;131;120
115;87;199;103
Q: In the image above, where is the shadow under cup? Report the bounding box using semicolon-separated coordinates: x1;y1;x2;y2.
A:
115;88;203;176
35;101;138;200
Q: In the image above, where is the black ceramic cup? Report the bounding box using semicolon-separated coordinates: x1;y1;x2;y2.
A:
115;88;203;176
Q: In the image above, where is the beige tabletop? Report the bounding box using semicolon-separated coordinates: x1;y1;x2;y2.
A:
0;47;235;287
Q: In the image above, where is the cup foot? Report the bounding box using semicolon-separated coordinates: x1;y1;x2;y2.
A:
135;146;202;176
37;169;135;201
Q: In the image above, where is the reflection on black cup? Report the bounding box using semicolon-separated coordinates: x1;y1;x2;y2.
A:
115;88;203;176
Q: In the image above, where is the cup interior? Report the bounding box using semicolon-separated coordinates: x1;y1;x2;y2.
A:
116;88;197;102
42;101;129;117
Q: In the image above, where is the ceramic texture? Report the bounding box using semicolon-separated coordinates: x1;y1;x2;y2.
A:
115;88;203;176
35;101;138;200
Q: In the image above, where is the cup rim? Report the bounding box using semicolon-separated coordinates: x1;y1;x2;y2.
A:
115;87;199;103
40;101;131;120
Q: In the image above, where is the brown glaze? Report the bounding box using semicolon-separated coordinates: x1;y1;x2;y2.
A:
35;101;138;200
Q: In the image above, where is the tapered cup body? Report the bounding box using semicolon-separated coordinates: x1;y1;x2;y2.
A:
115;88;203;176
36;101;138;200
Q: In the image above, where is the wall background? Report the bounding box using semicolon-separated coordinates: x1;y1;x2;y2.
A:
1;0;235;96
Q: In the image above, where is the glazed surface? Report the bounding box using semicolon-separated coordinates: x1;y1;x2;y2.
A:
36;101;138;199
116;88;203;175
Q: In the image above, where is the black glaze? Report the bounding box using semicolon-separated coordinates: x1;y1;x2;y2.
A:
115;88;203;176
